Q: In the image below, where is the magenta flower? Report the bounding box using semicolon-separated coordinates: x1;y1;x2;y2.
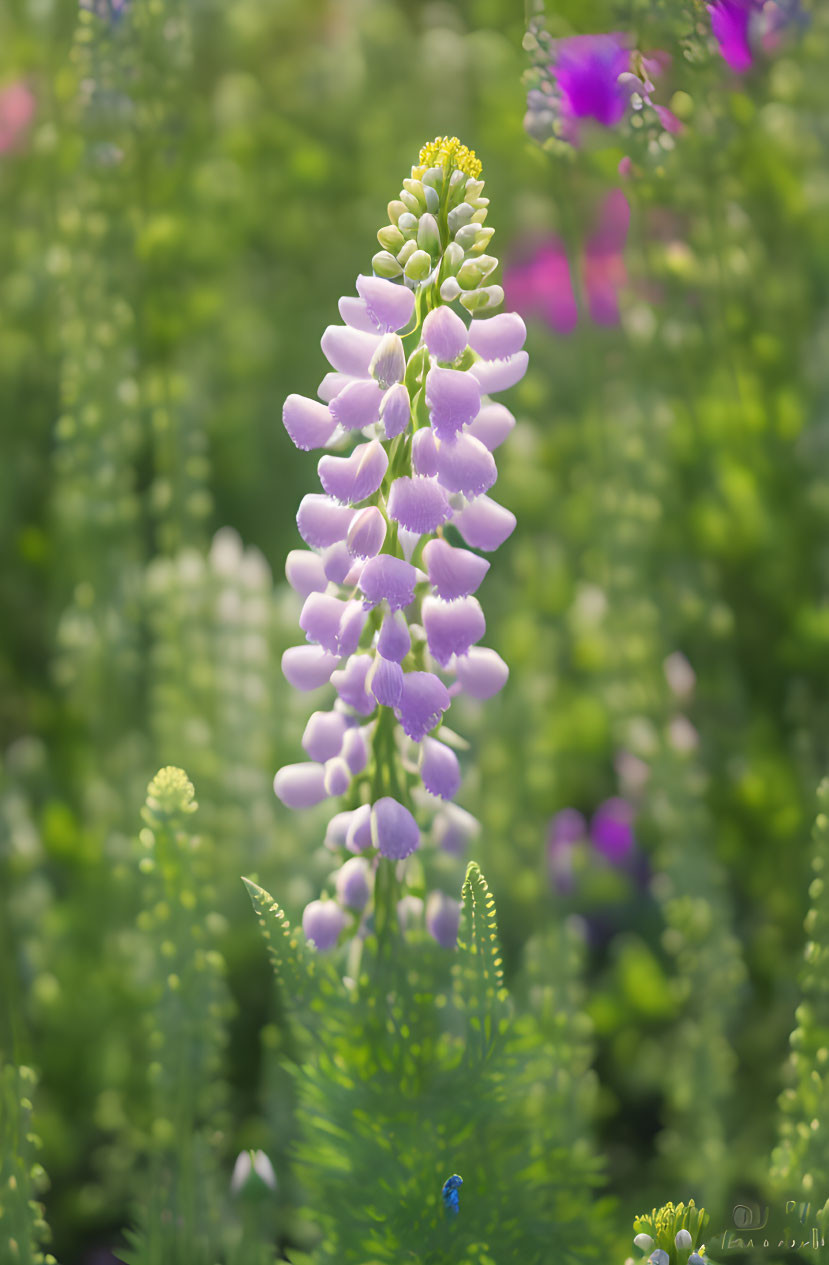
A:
505;191;630;334
708;0;761;71
503;239;578;336
553;34;632;129
590;798;635;864
273;139;527;948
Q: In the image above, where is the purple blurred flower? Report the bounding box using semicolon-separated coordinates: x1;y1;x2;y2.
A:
553;34;632;129
302;900;348;950
707;0;804;71
523;18;683;148
426;891;461;949
590;797;635;864
708;0;761;71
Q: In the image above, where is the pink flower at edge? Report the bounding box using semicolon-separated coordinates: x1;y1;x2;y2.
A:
504;239;578;336
0;81;35;155
583;189;630;326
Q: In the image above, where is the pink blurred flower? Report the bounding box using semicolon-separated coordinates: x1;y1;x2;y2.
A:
0;81;35;155
503;237;578;335
504;191;630;334
583;189;630;326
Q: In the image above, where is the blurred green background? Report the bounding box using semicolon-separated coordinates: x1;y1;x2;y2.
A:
2;0;829;1259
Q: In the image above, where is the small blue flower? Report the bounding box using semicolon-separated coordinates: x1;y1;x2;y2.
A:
442;1173;463;1219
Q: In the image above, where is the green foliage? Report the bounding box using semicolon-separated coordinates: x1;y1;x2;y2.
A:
771;778;829;1220
0;1063;57;1265
248;861;609;1265
120;767;235;1265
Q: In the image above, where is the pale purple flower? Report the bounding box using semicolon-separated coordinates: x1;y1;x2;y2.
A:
296;495;354;549
281;645;340;691
455;647;509;700
412;428;439;477
335;856;373;910
396;671;451;742
426;367;482;441
426;891;461;949
303;899;348;950
285;549;328;598
359;554;416;610
422;306;469;362
274;763;328;809
420;738;461;800
283;394;338;451
453;495;516;552
422;595;486;667
275;143;528;942
347;506;386;558
388;475;452;534
377;610;411;662
318;440;388;504
433;803;480;855
422;539;489;602
367;655;404;707
302;710;348;761
346;803;373;852
371;797;420;859
436;433;497;498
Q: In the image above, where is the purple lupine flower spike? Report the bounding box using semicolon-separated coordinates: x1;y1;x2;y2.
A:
275;137;527;947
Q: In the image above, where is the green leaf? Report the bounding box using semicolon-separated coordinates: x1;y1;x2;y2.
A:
453;861;510;1064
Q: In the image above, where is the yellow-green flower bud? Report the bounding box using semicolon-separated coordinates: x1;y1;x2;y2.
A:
440;276;462;302
417;213;440;256
456;258;484;289
397;239;418;266
378;224;405;253
400;190;421;215
402;178;426;209
453;224;479;252
397;211;418;236
387;199;407;225
468;225;495;255
403;249;433;282
372;250;403;278
460;283;503;312
448;203;475;234
441;242;464;275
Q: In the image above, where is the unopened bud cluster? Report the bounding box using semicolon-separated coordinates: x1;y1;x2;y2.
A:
372;136;502;315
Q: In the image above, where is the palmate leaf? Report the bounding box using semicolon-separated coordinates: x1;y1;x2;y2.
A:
453;861;511;1065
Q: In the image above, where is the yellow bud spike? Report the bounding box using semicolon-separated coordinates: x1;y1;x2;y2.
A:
417;136;482;180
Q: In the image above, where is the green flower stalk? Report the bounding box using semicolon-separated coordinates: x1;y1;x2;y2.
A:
771;777;829;1228
0;1062;57;1264
123;767;233;1264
